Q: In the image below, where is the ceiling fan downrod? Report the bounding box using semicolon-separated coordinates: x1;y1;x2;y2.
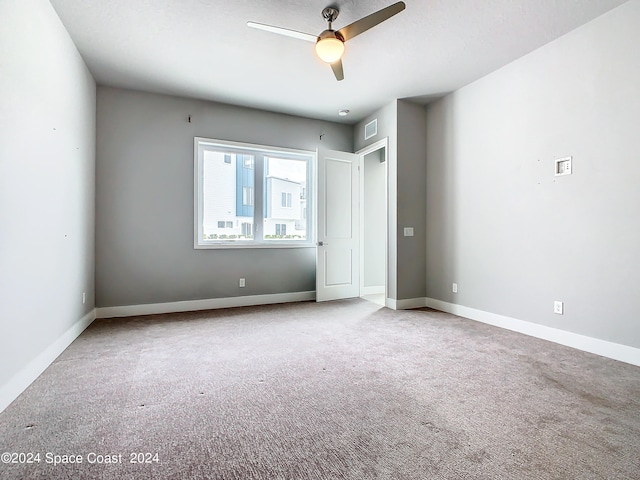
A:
321;7;339;28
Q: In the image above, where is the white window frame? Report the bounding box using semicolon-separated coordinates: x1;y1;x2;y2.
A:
194;137;316;249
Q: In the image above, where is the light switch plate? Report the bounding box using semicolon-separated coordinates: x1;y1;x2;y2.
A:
403;227;414;237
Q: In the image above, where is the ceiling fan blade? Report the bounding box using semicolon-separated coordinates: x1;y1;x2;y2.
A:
331;60;344;81
247;22;318;42
337;1;406;41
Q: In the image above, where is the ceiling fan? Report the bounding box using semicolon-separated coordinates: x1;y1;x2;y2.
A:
247;2;406;81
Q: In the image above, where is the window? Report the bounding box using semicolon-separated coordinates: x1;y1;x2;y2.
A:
195;137;315;248
243;187;254;206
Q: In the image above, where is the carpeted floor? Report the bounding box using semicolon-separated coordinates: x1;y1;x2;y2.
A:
1;299;639;479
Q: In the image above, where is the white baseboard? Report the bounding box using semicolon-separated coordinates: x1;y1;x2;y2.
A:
387;297;428;310
361;286;385;296
0;309;96;414
96;291;316;319
425;297;640;367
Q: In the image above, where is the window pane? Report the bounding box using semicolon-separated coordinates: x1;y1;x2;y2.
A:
243;187;254;206
264;157;307;241
202;150;253;241
242;156;254;169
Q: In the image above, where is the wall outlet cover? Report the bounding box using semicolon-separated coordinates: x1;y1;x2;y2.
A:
554;301;563;314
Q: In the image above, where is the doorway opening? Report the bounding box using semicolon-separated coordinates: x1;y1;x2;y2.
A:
357;139;388;307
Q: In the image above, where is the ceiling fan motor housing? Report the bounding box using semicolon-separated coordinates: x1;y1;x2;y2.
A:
318;29;345;43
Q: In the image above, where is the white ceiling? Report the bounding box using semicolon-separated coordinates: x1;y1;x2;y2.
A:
50;0;629;123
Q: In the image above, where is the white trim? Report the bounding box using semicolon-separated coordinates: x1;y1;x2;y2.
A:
96;291;316;319
385;297;428;310
194;243;315;250
0;310;96;413
356;138;389;302
394;297;428;310
356;138;389;156
194;137;315;157
425;298;640;367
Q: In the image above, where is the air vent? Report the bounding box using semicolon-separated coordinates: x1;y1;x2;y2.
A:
364;119;378;140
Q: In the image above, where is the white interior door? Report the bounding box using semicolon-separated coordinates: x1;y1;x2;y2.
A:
316;148;359;302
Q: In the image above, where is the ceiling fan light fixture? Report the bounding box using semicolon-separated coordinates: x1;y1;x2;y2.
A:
248;2;406;80
315;35;345;64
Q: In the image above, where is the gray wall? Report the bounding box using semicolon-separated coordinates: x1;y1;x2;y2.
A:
355;101;398;299
396;100;427;300
0;0;96;387
354;100;427;301
425;1;640;348
96;87;353;307
363;149;386;288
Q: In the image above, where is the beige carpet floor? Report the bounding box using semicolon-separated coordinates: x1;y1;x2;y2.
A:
1;299;639;479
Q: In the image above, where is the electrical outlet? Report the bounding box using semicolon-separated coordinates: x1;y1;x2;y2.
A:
452;283;458;293
82;292;86;304
239;278;246;288
554;301;563;315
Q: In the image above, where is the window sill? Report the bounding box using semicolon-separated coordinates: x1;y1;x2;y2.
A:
195;242;315;250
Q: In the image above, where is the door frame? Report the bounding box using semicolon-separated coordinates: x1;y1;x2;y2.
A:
356;138;389;306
